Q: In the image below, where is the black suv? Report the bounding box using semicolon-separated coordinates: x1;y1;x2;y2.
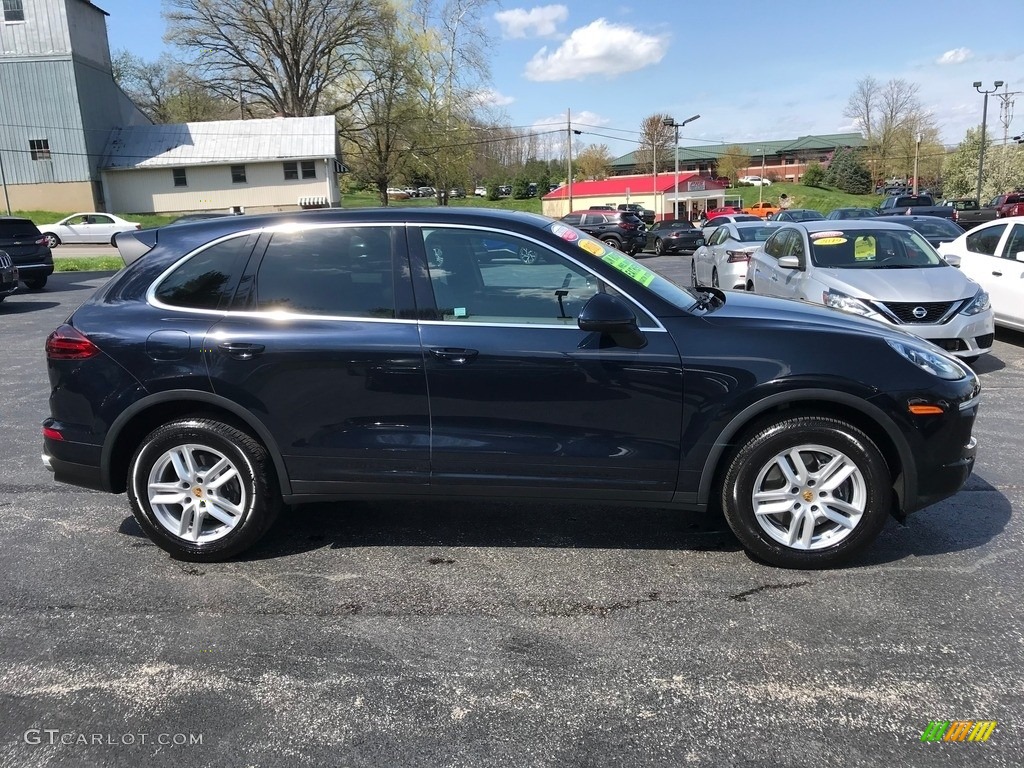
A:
43;208;980;568
559;210;646;254
617;203;655;226
0;217;54;290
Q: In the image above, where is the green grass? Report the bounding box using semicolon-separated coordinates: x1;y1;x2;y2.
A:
341;191;543;214
731;183;880;212
53;256;124;272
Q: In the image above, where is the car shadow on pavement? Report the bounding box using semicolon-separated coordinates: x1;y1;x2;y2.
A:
994;326;1024;350
0;299;62;314
235;500;742;561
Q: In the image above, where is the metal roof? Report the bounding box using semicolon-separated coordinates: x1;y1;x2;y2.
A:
101;116;338;170
611;132;867;168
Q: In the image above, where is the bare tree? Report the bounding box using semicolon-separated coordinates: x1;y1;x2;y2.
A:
113;50;235;123
633;114;675;175
163;0;383;117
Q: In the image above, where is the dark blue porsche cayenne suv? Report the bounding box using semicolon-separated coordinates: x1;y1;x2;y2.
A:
43;208;980;568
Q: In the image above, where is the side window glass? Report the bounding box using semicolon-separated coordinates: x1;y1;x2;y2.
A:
420;228;617;326
966;224;1007;256
155;235;251;310
93;215;114;224
766;231;788;259
1002;224;1024;260
789;232;805;258
561;214;581;226
255;227;396;318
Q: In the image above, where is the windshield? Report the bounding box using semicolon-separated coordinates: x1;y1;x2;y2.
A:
905;218;963;239
549;222;700;308
809;229;945;268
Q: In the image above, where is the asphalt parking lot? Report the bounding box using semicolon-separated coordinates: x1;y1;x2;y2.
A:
1;264;1022;767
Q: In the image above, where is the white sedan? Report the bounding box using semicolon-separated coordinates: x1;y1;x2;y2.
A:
739;175;772;187
937;216;1024;332
693;220;784;289
40;213;140;247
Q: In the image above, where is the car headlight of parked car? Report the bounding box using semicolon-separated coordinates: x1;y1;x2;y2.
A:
961;289;990;316
886;338;967;381
822;288;876;319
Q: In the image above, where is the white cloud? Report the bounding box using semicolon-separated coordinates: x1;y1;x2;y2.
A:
494;5;568;39
470;88;515;107
524;19;667;81
532;109;608;130
937;47;973;65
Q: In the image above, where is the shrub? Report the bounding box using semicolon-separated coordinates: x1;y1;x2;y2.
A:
824;148;872;194
802;161;826;187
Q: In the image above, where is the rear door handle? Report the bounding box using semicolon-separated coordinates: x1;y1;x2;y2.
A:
992;271;1002;276
429;347;478;365
218;341;265;360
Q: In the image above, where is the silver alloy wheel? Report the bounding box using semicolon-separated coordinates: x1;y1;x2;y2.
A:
655;238;664;255
750;443;866;550
43;233;59;248
519;246;539;265
147;443;247;543
691;260;699;286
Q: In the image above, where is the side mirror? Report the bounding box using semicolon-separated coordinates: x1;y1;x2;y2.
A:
578;293;647;349
778;254;802;270
942;253;962;268
1016;251;1024;263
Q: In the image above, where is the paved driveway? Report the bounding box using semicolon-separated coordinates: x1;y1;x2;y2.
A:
1;270;1022;767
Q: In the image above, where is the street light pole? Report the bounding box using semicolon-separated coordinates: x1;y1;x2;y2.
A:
759;148;766;204
912;133;921;195
974;80;1003;202
662;114;700;221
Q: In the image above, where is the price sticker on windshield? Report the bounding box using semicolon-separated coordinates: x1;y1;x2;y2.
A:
601;253;656;286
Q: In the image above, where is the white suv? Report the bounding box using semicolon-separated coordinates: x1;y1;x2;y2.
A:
739;175;772;187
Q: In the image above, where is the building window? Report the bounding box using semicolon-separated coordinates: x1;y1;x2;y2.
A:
301;160;316;179
231;165;247;184
283;162;298;180
3;0;25;22
29;139;50;160
172;168;187;187
284;160;318;180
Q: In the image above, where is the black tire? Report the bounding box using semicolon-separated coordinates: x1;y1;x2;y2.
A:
128;418;281;561
720;416;891;569
654;238;665;256
601;237;622;251
691;260;700;287
42;233;60;248
24;276;47;290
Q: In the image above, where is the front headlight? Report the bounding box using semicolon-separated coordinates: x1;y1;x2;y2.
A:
886;338;967;381
961;289;990;316
822;288;875;319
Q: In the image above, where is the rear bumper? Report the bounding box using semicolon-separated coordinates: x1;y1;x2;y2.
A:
41;450;110;493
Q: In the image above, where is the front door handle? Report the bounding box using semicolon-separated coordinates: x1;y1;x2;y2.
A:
218;341;265;360
429;347;478;365
992;271;1002;276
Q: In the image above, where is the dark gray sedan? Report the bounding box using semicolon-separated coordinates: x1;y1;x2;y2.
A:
643;220;705;255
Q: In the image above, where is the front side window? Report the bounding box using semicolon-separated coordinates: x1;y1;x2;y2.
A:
29;139;50;160
154;236;252;310
231;165;246;184
1002;224;1024;260
255;227;396;318
172;168;187;187
3;0;25;22
764;230;790;259
421;228;610;326
965;224;1006;256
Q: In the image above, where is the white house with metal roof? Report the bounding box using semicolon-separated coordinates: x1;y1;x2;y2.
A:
99;116;342;214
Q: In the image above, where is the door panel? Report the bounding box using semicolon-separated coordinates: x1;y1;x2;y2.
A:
412;226;684;500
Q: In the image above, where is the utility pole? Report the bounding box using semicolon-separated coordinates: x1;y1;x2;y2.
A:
974;80;1004;202
0;149;11;215
567;108;573;214
912;134;921;195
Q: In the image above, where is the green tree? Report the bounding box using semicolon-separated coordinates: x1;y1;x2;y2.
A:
824;147;872;194
942;128;988;199
715;145;753;185
802;161;826;187
575;143;613;180
511;173;530;199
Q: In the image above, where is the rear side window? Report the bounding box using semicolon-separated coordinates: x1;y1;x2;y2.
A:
154;236;252;310
0;218;41;238
965;224;1006;256
255;227;396;318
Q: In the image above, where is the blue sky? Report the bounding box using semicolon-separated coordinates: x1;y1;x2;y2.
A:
98;0;1024;159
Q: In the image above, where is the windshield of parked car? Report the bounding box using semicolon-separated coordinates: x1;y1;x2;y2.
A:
664;221;697;230
809;229;945;268
549;222;704;309
735;225;779;242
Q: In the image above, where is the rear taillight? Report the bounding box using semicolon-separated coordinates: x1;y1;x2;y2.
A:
726;250;752;262
46;325;100;360
952;209;959;223
42;426;64;441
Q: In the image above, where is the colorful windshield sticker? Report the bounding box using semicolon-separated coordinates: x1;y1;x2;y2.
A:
809;230;845;239
813;237;847;246
854;236;877;260
578;239;605;257
550;223;579;242
602;253;656;287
